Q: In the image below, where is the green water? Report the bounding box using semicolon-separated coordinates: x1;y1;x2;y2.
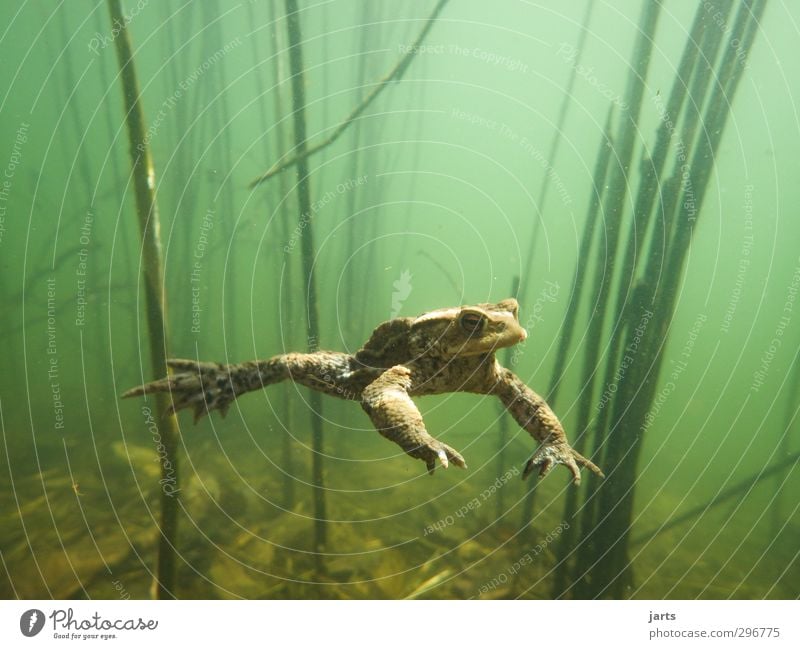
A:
0;1;798;599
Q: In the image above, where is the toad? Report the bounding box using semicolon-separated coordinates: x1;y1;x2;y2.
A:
123;298;603;484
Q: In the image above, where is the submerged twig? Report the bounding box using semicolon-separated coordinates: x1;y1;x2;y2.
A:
416;249;461;299
632;449;800;547
249;0;449;188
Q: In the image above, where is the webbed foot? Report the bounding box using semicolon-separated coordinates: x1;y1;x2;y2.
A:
522;442;604;485
122;359;240;422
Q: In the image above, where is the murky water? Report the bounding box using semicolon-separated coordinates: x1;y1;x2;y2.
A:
1;0;798;599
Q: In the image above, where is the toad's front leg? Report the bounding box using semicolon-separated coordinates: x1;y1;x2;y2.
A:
361;366;466;475
491;367;603;485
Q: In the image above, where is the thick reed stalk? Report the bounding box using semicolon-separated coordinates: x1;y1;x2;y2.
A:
545;2;661;578
548;108;615;592
614;0;709;312
94;9;133;280
576;0;765;599
522;105;615;532
580;0;732;558
579;0;661;333
575;10;725;574
589;0;712;453
107;0;181;599
283;0;327;568
566;0;661;488
573;1;732;597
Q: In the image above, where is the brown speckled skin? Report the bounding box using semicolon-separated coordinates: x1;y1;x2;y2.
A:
123;299;603;484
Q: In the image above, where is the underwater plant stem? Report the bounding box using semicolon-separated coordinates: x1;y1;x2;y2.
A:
573;0;661;444
94;9;134;281
579;0;732;570
251;0;297;508
519;0;595;304
574;6;720;571
586;0;711;449
560;0;661;567
341;0;375;338
56;9;96;201
557;1;717;598
283;0;327;564
270;0;298;509
577;0;765;599
523;108;614;532
545;104;615;407
249;0;450;189
107;0;181;599
542;0;661;598
202;1;240;358
611;0;708;316
548;107;615;592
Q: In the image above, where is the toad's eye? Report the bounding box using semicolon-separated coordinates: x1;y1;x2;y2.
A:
459;312;485;334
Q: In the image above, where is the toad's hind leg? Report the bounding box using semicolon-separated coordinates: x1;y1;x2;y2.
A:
122;353;354;422
122;358;285;421
361;366;466;474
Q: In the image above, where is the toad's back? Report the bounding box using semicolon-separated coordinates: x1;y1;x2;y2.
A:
354;317;416;368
